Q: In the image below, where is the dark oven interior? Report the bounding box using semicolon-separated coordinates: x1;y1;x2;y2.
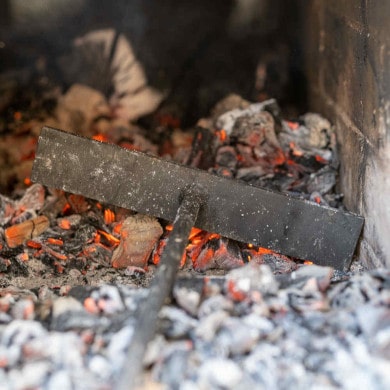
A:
1;0;389;269
0;2;390;389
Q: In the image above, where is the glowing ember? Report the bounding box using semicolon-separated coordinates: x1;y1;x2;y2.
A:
46;238;64;246
23;177;32;186
58;219;71;230
97;230;120;246
104;209;116;225
92;134;110;143
215;129;227;143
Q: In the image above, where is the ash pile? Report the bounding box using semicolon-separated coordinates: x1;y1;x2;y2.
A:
1;264;390;389
0;29;389;389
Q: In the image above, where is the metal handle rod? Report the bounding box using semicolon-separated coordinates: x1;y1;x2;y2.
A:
116;189;201;390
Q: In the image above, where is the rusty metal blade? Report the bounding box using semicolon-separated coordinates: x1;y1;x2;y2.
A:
31;126;363;269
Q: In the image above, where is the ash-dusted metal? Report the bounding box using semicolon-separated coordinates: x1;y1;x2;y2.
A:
32;126;363;269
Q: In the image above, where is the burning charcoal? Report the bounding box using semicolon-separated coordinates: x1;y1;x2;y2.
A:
193;237;244;272
216;98;276;134
158;306;197;339
225;263;279;300
5;215;49;248
231;111;280;149
83;243;112;267
66;194;90;214
279;114;333;157
248;251;298;274
74;224;97;244
197;358;243;389
57;214;82;230
307;166;337;194
111;214;163;269
309;191;329;206
215;145;238;169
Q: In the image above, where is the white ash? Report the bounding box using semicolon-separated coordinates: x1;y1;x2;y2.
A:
1;265;390;389
216;98;277;134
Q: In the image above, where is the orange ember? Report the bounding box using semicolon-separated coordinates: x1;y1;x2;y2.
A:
98;230;120;245
92;134;110;143
45;247;67;261
104;209;116;225
13;111;22;121
26;240;42;249
46;238;64;246
304;260;314;265
273;149;286;165
58;219;71;230
157;113;181;128
289;142;304;157
62;203;71;215
24;177;32;186
315;155;328;164
215;129;227;142
18;252;29;262
113;222;123;235
286;121;299;130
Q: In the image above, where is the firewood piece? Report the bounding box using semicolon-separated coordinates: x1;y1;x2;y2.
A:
111;214;163;269
5;215;49;248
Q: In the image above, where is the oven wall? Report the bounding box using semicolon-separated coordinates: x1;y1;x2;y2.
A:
303;1;390;268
